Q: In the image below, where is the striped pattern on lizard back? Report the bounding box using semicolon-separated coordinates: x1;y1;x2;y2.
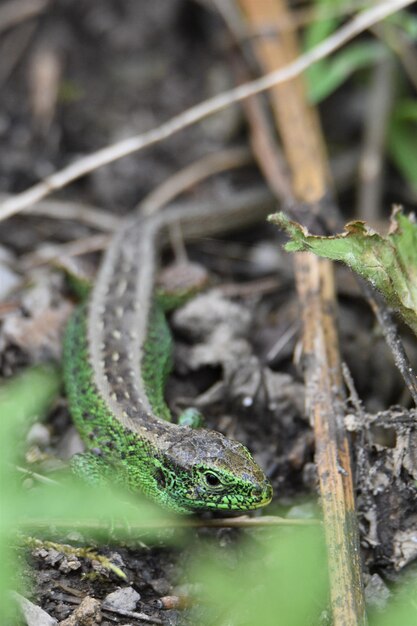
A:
64;190;274;513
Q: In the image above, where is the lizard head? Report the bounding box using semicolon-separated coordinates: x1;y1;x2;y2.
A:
155;428;272;513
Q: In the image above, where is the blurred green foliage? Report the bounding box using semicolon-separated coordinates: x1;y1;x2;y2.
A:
0;365;179;622
1;366;58;621
0;364;61;437
190;526;328;626
369;578;417;626
304;0;417;197
304;0;386;104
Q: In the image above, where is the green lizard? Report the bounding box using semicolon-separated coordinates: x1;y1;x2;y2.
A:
64;189;274;514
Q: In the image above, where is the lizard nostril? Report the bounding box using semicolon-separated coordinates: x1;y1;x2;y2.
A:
251;486;262;498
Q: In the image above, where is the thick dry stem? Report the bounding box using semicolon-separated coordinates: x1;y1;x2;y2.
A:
237;0;367;624
295;254;365;623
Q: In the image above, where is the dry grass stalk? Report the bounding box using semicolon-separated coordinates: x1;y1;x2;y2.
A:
237;0;367;623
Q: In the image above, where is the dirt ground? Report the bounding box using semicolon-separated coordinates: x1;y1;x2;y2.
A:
1;1;417;624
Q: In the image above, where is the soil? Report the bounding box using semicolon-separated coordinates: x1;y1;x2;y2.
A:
1;1;417;624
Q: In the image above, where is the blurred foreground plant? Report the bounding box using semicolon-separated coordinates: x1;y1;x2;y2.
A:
1;365;417;624
189;525;328;626
305;0;417;197
0;365;180;622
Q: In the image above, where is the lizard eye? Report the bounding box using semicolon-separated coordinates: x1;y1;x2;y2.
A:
203;471;222;489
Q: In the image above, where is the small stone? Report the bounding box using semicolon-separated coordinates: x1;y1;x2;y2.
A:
103;587;140;612
108;551;125;568
56;426;84;460
150;577;171;596
43;548;63;567
59;596;102;625
365;574;391;611
249;242;284;275
26;423;51;447
172;291;251;339
303;462;319;490
59;555;82;573
11;591;57;626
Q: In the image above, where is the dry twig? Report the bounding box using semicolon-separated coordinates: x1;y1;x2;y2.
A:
0;194;121;231
0;0;49;34
372;21;417;91
215;0;292;201
22;234;111;268
361;283;417;406
19;514;320;534
140;146;252;215
0;22;37;87
237;0;367;623
357;56;395;222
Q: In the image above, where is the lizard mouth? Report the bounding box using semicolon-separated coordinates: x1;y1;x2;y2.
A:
186;480;273;511
250;481;273;508
251;495;272;509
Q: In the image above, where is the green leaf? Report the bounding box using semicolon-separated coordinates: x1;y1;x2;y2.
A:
304;0;345;97
269;209;417;337
308;41;387;104
303;0;344;51
303;1;387;103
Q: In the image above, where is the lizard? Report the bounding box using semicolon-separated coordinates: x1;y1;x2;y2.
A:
63;188;274;514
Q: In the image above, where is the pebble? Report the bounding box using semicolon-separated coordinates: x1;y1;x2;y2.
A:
11;592;57;626
103;587;141;612
26;422;51;447
365;573;391;611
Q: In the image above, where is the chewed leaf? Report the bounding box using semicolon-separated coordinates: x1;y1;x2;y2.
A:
268;208;417;337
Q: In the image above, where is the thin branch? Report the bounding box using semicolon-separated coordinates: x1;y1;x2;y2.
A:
215;0;293;201
18;514;320;534
140;146;252;215
0;0;49;34
0;194;121;231
0;0;413;221
237;0;367;623
372;21;417;91
102;605;162;625
357;56;395;222
14;465;59;486
0;22;37;87
256;0;373;32
361;282;417;406
22;234;110;267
